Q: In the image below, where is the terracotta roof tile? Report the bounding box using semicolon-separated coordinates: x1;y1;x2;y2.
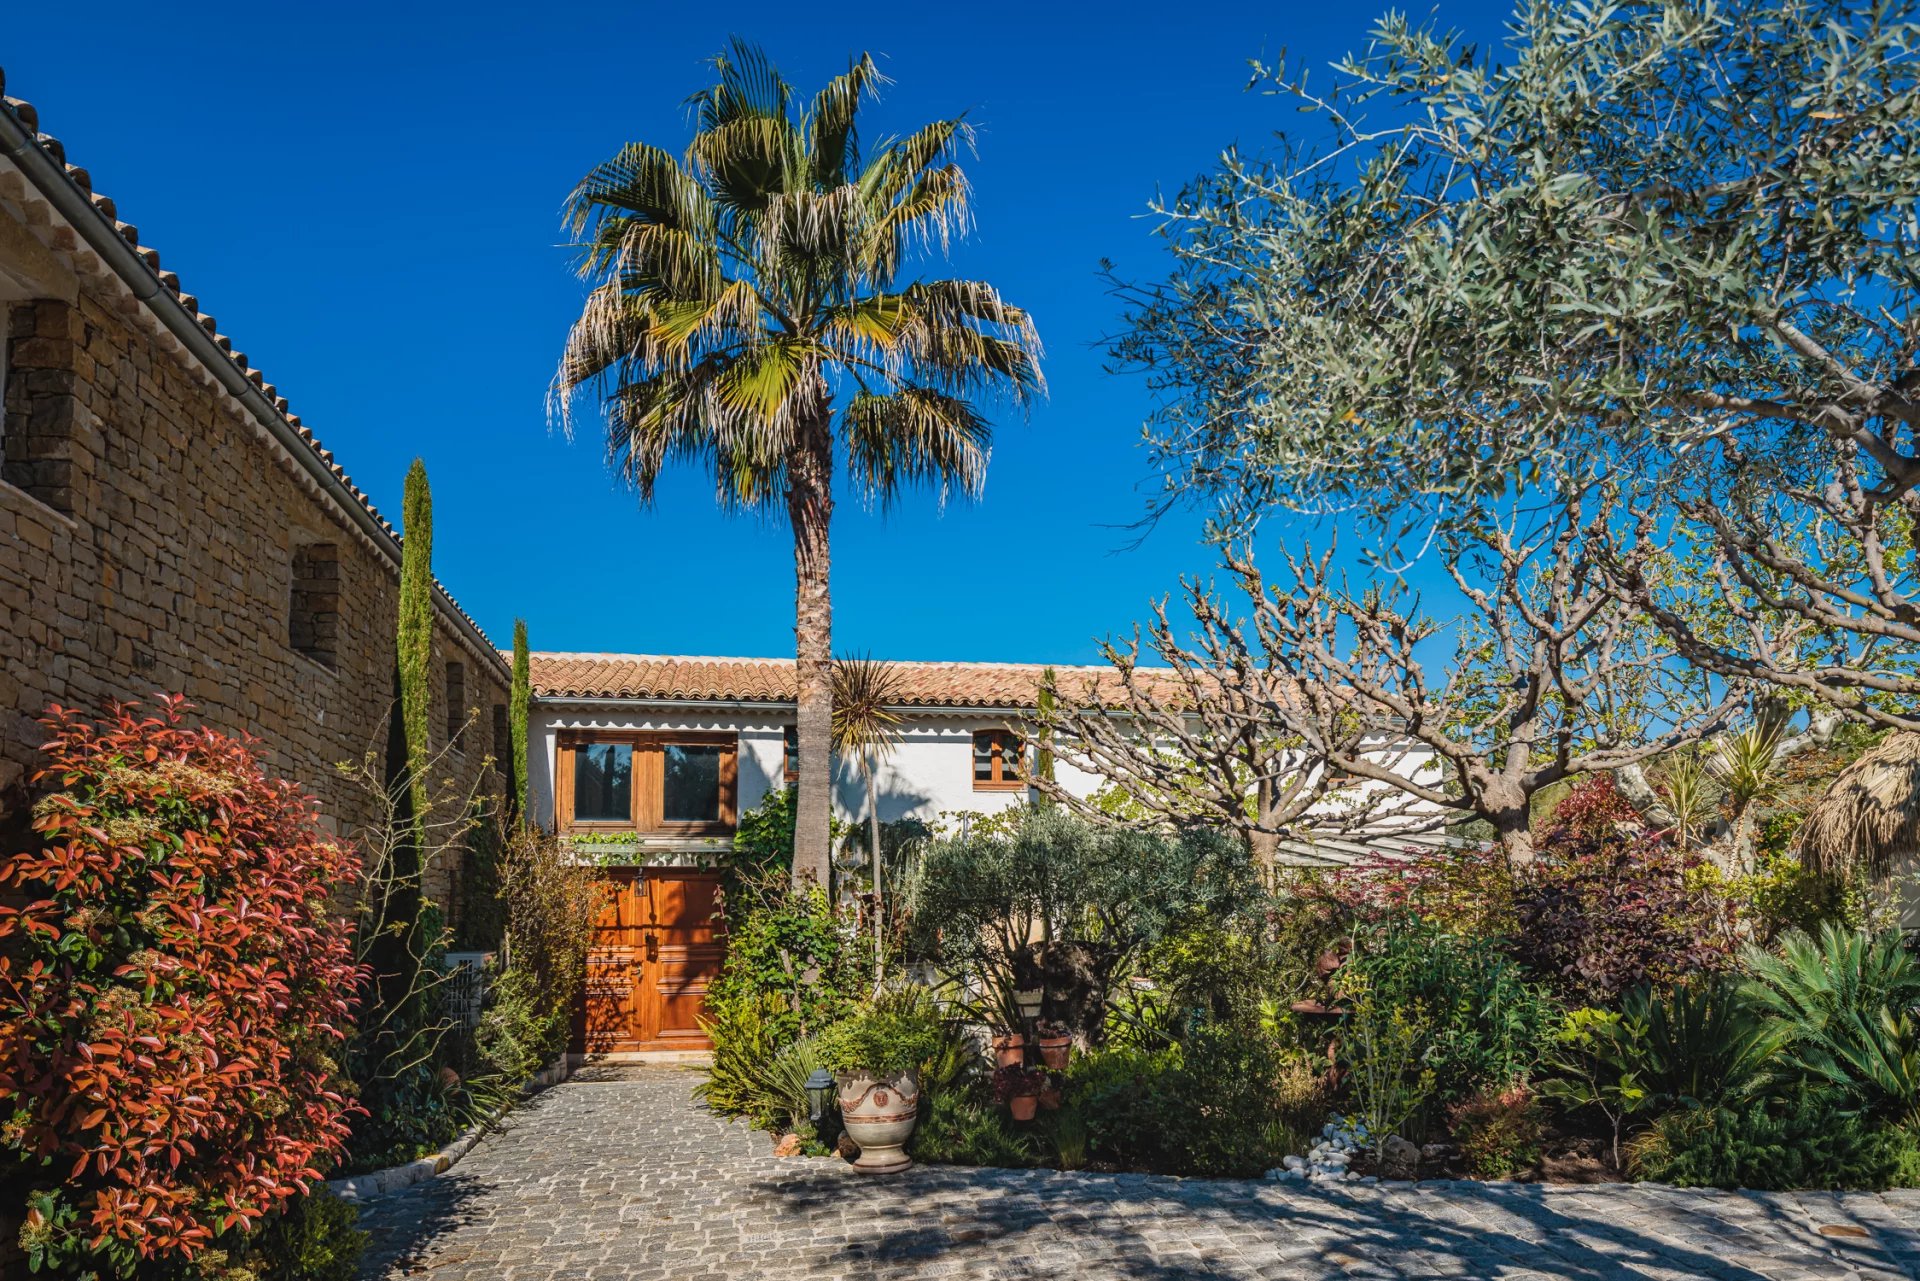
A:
523;653;1182;710
0;70;499;666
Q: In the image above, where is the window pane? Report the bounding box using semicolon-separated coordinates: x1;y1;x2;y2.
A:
574;743;632;822
973;733;997;782
783;725;799;780
663;744;724;822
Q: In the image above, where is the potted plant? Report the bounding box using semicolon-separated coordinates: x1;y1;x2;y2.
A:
817;1008;943;1175
1034;1019;1072;1069
990;1029;1027;1068
993;1064;1048;1122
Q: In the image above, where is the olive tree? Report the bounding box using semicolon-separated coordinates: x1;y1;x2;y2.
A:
1117;0;1920;720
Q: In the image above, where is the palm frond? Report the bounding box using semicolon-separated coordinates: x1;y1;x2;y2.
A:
806;53;885;187
842;386;992;507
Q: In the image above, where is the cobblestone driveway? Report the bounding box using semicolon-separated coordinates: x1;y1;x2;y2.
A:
358;1066;1920;1280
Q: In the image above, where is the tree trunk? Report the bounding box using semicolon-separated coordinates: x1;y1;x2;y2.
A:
1247;827;1280;866
788;409;835;894
1493;808;1535;868
867;765;884;988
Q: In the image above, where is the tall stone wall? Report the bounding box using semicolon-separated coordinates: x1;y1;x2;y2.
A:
0;228;509;915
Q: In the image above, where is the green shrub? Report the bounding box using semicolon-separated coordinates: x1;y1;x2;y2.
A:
911;1089;1040;1168
241;1188;371;1281
1628;1097;1920;1191
906;807;1261;1040
1448;1083;1545;1179
694;992;807;1127
1344;915;1559;1106
475;965;568;1087
1065;1028;1322;1177
1740;925;1920;1124
708;879;870;1046
816;1002;946;1077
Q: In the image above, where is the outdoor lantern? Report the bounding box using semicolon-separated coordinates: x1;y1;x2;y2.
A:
804;1068;836;1124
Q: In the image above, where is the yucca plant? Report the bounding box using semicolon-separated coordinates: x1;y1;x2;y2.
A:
832;654;906;985
1741;924;1920;1127
1653;748;1719;851
554;42;1043;890
1709;718;1786;873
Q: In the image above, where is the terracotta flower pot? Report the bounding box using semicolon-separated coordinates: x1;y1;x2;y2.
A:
1036;1034;1072;1070
1008;1094;1039;1122
1038;1085;1062;1111
991;1033;1026;1068
837;1069;920;1175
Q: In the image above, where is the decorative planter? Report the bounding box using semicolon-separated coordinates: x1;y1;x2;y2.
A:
1036;1033;1072;1069
1007;1094;1039;1122
991;1033;1027;1068
837;1069;920;1175
1037;1085;1062;1111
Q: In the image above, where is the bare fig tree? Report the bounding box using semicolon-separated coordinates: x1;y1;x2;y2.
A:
1032;594;1428;863
1053;486;1746;867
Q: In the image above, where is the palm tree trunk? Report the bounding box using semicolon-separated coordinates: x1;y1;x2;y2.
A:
788;412;835;894
867;763;884;988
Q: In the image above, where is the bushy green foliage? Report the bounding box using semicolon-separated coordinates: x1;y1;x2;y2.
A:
1629;1098;1920;1191
1345;915;1559;1107
816;1003;946;1077
1064;1027;1323;1177
912;1090;1040;1168
1741;925;1920;1125
239;1188;371;1281
473;966;568;1086
907;807;1260;1038
708;880;870;1047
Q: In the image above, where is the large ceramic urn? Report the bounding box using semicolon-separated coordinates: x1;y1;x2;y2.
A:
836;1069;920;1175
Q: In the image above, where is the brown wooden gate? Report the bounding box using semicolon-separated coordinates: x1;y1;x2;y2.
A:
577;867;725;1054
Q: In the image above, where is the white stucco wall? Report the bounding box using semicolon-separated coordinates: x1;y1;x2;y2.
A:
528;704;1107;833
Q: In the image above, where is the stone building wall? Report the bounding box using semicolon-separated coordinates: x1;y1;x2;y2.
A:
0;190;509;915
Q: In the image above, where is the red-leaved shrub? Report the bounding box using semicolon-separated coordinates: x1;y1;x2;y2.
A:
1513;776;1739;1004
0;698;365;1271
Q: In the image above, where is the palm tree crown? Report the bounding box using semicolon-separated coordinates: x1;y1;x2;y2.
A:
553;41;1042;887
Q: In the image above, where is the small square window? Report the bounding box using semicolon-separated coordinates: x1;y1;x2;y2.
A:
972;730;1025;791
783;724;799;783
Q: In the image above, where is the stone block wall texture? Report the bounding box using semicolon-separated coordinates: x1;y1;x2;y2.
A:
0;281;509;914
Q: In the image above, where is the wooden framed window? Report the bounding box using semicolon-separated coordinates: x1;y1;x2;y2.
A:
555;731;738;834
446;661;467;749
972;729;1026;792
782;724;799;783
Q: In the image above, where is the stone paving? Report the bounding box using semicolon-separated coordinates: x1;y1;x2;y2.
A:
357;1065;1920;1280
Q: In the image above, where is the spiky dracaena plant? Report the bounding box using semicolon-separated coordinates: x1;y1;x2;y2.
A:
553;42;1044;891
510;618;531;821
1741;924;1920;1128
832;654;905;984
397;458;434;840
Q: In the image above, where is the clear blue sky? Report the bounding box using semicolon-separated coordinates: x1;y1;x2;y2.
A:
7;1;1511;663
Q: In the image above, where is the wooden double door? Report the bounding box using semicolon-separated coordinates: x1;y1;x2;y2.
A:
577;867;725;1054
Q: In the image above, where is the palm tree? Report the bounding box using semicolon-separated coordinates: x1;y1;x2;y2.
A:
832;654;905;982
553;42;1044;890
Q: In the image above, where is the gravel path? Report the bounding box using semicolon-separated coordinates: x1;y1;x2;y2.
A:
356;1065;1920;1280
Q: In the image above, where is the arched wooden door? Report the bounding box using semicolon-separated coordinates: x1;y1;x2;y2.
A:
578;867;725;1054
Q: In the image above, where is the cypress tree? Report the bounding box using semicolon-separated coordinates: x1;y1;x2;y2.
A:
397;459;434;838
509;618;530;821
